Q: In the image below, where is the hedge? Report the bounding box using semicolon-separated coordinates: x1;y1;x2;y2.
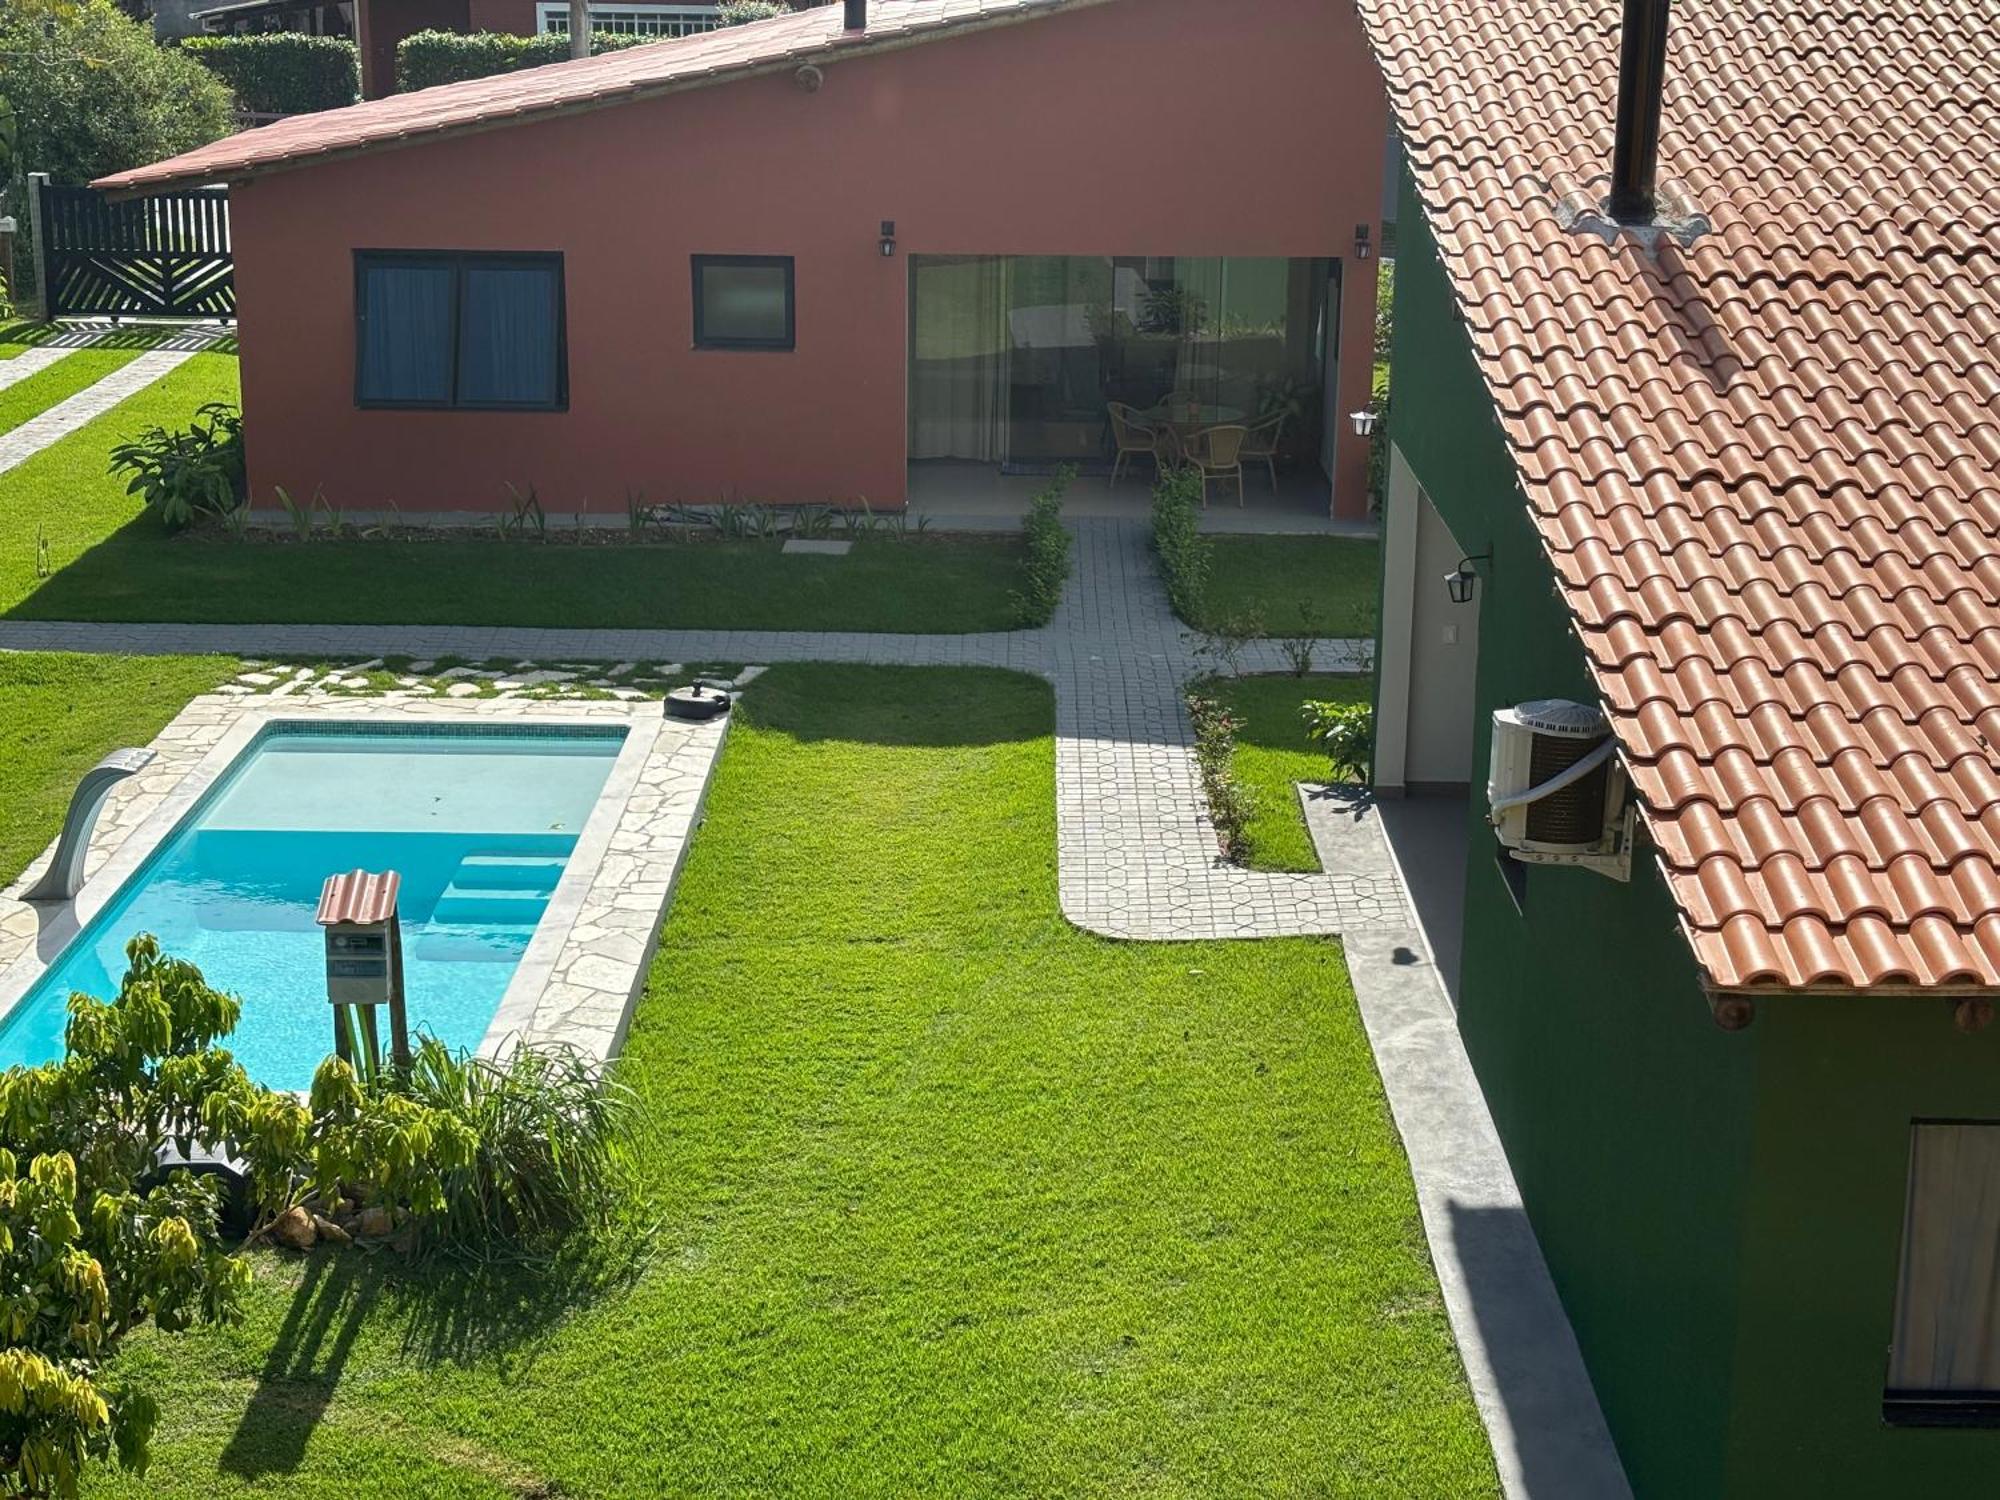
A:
181;34;358;116
396;29;651;92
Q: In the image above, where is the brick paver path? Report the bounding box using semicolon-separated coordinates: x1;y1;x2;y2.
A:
0;345;76;393
0;518;1396;940
0;347;208;477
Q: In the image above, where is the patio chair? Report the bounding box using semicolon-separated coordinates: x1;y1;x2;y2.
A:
1107;402;1162;488
1184;424;1248;509
1240;411;1285;492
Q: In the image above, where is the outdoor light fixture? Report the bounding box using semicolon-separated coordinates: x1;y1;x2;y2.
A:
1444;552;1491;605
1354;223;1373;259
1349;408;1380;437
879;220;896;257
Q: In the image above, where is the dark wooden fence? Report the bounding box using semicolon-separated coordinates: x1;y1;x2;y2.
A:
37;182;235;321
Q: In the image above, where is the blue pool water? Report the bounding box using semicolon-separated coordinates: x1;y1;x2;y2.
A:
0;725;626;1090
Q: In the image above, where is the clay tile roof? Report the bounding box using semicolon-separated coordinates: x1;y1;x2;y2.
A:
1358;0;2000;996
95;0;1111;194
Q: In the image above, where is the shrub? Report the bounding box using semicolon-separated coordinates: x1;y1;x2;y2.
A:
180;34;358;116
1303;699;1375;785
396;28;651;91
719;0;789;20
108;401;244;530
1150;465;1212;623
1365;395;1390;515
1187;692;1254;863
1013;464;1073;625
0;2;231;189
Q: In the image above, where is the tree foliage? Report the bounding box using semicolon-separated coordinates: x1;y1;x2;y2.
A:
179;34;358;117
0;1;232;188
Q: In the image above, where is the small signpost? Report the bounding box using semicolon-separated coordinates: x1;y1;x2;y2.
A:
315;869;410;1080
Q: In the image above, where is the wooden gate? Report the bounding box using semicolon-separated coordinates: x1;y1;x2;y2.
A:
37;182;234;320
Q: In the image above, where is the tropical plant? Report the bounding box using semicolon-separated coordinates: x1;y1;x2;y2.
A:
1280;600;1317;676
0;937;303;1497
1302;699;1375;785
1012;465;1072;626
107;402;244;530
498;483;547;542
1195;610;1262;678
1149;465;1211;621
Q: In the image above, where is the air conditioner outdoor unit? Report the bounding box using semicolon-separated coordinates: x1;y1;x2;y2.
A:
1488;699;1634;880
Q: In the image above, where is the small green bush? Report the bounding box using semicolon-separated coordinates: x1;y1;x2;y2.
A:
1188;692;1254;863
1150;465;1212;621
180;34;357;115
396;28;651;91
1013;464;1073;626
1302;699;1374;785
719;0;789;20
108;400;245;530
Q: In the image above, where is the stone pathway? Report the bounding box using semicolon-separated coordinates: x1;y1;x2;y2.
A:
0;519;1388;941
0;347;207;477
0;345;75;393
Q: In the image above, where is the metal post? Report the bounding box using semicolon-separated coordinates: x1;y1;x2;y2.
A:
1607;0;1672;223
23;172;50;319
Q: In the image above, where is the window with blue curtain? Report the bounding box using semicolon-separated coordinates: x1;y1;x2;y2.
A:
355;252;566;410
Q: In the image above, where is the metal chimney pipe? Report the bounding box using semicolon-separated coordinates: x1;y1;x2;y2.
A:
844;0;866;29
1607;0;1671;223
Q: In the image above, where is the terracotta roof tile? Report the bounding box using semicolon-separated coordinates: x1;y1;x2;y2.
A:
1360;0;2000;995
96;0;1111;193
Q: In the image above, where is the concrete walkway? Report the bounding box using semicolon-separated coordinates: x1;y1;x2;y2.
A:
0;513;1626;1497
0;345;75;393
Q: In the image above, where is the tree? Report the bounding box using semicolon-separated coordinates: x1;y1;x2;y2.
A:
0;937;303;1498
568;0;588;59
0;1;232;189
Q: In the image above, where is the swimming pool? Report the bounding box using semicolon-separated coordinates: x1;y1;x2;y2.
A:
0;723;628;1089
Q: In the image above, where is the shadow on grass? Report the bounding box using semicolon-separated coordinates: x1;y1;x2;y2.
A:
735;663;1053;748
0;320;238;354
219;1250;380;1478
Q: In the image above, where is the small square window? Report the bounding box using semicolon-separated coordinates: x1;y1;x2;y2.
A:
1884;1122;2000;1426
693;255;794;350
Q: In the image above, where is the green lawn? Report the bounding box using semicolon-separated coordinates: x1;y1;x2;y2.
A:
0;651;241;883
0;347;154;436
66;664;1494;1498
0;351;1029;633
1200;673;1371;872
1185;535;1381;639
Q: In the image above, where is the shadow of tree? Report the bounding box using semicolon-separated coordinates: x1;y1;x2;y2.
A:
219;1250;380;1478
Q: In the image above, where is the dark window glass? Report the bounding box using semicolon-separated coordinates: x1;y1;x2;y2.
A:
355;252;565;410
693;255;794;349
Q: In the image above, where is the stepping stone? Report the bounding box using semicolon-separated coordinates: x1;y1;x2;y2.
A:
445;682;480;698
781;539;853;556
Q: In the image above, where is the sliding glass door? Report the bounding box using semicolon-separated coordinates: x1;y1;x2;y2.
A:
909;254;1335;474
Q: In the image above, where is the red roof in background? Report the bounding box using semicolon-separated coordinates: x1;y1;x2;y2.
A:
1358;0;2000;994
95;0;1111;195
316;869;402;926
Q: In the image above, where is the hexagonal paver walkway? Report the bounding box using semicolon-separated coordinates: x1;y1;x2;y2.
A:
0;518;1393;941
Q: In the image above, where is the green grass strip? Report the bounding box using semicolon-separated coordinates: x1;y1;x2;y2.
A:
1187;534;1382;638
0;348;151;437
1198;671;1372;872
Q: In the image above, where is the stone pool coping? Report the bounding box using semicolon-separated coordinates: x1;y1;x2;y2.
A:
0;693;730;1072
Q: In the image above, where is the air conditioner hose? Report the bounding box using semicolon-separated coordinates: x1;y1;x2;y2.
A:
1489;736;1616;815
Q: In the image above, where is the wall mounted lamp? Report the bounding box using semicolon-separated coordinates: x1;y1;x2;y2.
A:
1348;407;1380;438
1445;552;1492;605
879;220;896;257
1354;223;1373;259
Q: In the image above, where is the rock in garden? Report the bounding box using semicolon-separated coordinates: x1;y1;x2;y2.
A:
272;1205;318;1250
355;1205;394;1238
312;1213;352;1246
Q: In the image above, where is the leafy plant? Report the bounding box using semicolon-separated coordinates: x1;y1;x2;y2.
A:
719;0;788;22
107;402;244;530
1150;466;1211;621
838;500;879;541
1187;693;1253;863
272;483;319;543
394;28;648;91
1196;609;1263;678
625;487;651;535
217;500;252;542
790;505;833;540
1280;601;1318;675
179;34;357;116
1365;394;1390;515
1011;465;1072;627
498;483;547;542
1302;699;1375;785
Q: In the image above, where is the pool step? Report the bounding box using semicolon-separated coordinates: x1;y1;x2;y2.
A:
412;923;530;963
452;852;566;893
431;883;550;926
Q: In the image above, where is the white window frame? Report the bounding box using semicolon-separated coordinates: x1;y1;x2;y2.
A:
535;2;721;36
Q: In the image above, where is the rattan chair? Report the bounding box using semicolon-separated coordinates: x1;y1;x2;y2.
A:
1240;411;1285;492
1107;402;1162;488
1184;424;1248;508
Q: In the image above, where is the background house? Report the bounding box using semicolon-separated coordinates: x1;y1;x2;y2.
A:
1364;0;2000;1493
102;0;1385;518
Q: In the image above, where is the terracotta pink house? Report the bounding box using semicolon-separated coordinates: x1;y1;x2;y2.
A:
105;0;1387;519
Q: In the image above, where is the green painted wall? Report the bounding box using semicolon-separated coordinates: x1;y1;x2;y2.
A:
1383;170;2000;1496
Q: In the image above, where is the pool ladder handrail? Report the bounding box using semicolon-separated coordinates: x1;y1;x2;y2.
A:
23;747;157;903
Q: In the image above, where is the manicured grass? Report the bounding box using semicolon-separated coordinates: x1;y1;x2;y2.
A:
0;347;151;436
0;651;240;883
86;665;1495;1498
1200;672;1371;872
1186;535;1382;639
0;353;1028;632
